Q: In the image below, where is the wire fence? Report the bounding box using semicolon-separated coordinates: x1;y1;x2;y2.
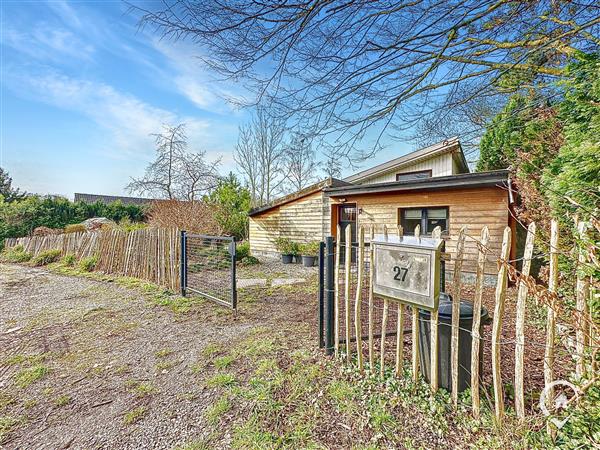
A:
182;233;237;310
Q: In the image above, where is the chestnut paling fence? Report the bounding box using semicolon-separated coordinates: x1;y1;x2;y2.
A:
326;219;598;427
4;228;181;292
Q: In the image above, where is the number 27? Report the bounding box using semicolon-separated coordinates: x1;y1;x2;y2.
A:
393;266;409;282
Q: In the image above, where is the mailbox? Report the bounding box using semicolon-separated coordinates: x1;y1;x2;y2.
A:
372;234;444;311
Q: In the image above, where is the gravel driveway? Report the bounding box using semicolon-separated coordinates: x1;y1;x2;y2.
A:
0;263;312;449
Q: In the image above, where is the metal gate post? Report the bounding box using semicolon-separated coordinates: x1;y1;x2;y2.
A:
318;241;325;348
324;236;335;355
180;230;187;297
230;239;237;311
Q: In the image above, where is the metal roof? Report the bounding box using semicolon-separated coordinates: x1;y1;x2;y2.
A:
324;170;509;197
74;193;155;206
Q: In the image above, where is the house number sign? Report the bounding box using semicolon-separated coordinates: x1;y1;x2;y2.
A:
372;235;443;311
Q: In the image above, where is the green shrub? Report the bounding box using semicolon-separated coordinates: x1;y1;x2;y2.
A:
240;255;259;265
117;217;147;232
64;223;86;234
31;249;61;266
61;253;76;266
236;241;250;260
0;245;32;263
275;237;298;255
79;255;98;272
299;241;320;257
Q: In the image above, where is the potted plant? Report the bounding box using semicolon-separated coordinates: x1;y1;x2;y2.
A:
275;237;294;264
291;242;302;263
300;241;320;267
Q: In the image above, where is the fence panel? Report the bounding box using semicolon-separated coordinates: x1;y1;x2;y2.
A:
182;232;237;310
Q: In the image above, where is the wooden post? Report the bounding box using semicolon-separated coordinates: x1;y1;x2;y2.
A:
515;222;536;420
471;226;490;419
383;224;388;241
545;220;558;412
412;224;421;382
492;226;511;423
430;226;442;392
451;227;467;407
575;221;589;377
335;225;342;357
355;227;365;373
380;298;389;378
368;226;375;369
395;225;405;378
345;224;352;363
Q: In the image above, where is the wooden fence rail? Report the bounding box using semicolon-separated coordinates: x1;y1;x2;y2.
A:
4;228;180;291
332;219;597;428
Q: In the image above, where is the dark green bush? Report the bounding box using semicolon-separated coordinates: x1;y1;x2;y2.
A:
236;241;250;260
240;255;259;266
31;249;62;266
61;253;76;266
0;245;31;263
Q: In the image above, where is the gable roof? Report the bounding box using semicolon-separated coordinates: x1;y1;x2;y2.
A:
344;137;468;183
325;170;508;197
249;178;352;217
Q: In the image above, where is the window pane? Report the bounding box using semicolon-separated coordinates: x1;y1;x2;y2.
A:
428;208;447;219
404;218;421;233
404;209;422;219
340;207;356;221
396;170;431;181
427;217;448;233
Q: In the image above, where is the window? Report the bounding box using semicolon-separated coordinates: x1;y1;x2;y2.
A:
399;207;448;235
396;170;432;182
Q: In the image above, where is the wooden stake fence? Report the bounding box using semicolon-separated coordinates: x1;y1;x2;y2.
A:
451;227;466;407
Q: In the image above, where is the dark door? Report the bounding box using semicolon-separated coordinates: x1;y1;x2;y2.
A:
338;204;357;261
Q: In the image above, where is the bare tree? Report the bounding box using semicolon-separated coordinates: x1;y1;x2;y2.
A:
127;124;220;200
234;108;287;206
177;151;221;201
285;133;318;191
137;1;600;162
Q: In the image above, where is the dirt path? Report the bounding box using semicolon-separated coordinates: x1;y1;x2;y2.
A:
0;263;305;449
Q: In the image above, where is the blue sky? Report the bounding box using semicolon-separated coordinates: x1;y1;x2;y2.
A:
1;0;414;198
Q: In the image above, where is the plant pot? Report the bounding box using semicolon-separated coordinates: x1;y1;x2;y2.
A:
294;254;302;263
302;255;316;267
281;254;294;264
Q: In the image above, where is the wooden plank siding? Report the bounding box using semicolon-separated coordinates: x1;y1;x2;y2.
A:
249;191;329;255
361;152;455;184
331;186;508;275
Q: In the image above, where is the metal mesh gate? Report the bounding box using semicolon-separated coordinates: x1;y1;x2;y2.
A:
180;232;237;310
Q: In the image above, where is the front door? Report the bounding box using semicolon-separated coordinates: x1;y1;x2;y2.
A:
338;204;357;261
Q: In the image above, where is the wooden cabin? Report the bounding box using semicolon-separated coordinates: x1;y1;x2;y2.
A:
249;138;515;283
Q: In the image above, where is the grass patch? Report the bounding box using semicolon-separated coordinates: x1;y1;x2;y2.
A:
14;365;49;388
202;343;223;357
54;395;71;407
31;249;62;266
327;380;358;414
206;373;237;388
205;395;231;425
172;438;213;450
155;348;172;358
123;406;147;425
78;255;98;272
214;355;235;369
156;360;176;371
4;353;46;367
0;394;14;411
0;416;21;443
61;253;76;266
0;245;31;263
125;380;156;397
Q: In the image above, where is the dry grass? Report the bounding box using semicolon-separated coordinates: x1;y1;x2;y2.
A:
147;200;221;234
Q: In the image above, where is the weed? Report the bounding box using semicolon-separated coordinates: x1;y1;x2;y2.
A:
78;255;98;272
214;355;235;369
156;361;175;371
0;245;31;263
64;223;86;234
31;249;62;266
201;343;222;357
155;348;172;358
205;395;231;425
0;394;14;411
126;380;156;397
0;416;21;442
54;395;71;407
123;406;146;425
14;365;49;388
172;438;212;450
61;253;76;266
23;399;37;409
327;380;358;414
206;373;237;388
4;353;46;366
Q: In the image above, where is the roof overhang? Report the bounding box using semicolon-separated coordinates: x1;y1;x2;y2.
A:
249;177;353;217
325;170;509;197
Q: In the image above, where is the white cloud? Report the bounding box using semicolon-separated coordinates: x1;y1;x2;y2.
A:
6;69;211;159
2;25;95;62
